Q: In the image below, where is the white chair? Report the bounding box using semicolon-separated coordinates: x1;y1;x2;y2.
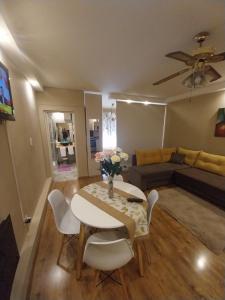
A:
147;189;159;225
136;189;159;276
48;189;80;270
83;230;134;300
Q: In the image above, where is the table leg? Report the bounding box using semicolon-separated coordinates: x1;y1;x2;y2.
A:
76;223;86;280
136;242;144;277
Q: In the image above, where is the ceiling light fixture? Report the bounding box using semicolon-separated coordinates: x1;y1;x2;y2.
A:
28;78;42;90
118;99;166;106
0;28;12;45
52;112;64;122
183;70;207;88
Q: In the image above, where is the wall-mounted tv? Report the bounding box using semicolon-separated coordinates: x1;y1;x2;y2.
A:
0;62;14;121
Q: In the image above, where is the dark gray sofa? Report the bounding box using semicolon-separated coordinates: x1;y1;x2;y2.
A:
174;168;225;209
128;162;189;190
128;155;225;210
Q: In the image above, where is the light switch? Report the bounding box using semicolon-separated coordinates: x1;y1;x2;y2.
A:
29;137;33;147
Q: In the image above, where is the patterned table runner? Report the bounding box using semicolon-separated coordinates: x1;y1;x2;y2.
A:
77;182;148;240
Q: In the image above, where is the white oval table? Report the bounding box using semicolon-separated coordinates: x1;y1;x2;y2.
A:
71;181;146;279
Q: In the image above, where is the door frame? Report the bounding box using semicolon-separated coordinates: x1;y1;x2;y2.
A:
44;111;77;177
38;104;88;178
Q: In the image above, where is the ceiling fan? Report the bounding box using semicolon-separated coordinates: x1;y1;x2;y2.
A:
153;32;225;88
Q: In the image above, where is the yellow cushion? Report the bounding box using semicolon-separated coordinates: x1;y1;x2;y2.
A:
160;147;176;162
195;151;225;176
178;147;200;166
136;149;162;166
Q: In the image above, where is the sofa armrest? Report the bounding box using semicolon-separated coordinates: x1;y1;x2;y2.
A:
132;154;137;166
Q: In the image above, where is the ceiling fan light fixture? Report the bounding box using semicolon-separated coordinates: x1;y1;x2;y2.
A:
153;31;224;87
183;71;207;88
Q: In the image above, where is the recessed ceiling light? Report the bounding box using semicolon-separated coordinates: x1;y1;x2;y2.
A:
52;112;64;122
0;28;12;45
28;79;41;89
117;99;166;106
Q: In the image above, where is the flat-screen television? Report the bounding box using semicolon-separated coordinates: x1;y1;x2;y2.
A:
0;62;14;121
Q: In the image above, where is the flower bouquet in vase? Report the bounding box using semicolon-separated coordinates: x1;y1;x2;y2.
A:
95;148;129;198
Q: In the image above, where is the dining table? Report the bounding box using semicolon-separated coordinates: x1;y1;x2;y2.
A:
71;180;148;280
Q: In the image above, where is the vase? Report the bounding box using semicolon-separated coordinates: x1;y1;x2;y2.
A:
108;175;114;198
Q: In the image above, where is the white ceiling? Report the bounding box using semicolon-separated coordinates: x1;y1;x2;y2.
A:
1;0;225;100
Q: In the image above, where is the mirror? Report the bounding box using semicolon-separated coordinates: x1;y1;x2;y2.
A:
56;122;74;145
89;119;100;158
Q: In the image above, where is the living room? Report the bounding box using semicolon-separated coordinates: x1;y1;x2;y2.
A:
0;1;225;300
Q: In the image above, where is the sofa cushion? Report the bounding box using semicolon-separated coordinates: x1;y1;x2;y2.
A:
160;147;176;162
195;151;225;176
175;167;225;191
170;152;185;164
136;149;161;166
178;147;200;166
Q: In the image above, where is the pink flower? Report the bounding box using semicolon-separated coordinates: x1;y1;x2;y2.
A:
104;150;114;158
95;152;105;162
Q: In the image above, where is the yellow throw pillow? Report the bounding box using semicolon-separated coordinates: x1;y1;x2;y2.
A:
136;149;162;166
195;151;225;176
178;147;200;166
160;147;176;162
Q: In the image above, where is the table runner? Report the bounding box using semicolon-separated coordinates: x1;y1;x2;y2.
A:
97;181;148;209
77;182;148;239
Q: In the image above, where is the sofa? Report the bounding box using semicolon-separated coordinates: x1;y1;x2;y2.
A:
128;147;225;210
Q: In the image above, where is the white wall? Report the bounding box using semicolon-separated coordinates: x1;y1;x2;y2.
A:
165;90;225;155
0;50;46;251
117;102;165;156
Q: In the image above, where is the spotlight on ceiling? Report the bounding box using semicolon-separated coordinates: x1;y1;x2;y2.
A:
28;78;42;90
0;28;12;45
126;100;132;104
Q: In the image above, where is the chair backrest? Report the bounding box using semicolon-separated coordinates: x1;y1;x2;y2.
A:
147;189;159;225
89;237;126;246
48;189;69;232
84;235;134;271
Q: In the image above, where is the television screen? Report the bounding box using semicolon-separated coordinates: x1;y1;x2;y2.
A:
0;62;14;121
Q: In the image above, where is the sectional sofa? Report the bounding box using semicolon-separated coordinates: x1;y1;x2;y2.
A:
128;147;225;210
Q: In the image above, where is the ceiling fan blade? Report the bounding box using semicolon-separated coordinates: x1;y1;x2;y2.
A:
205;65;221;82
208;52;225;63
166;51;195;66
153;68;190;85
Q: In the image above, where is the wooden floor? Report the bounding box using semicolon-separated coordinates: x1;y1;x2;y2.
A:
28;177;225;300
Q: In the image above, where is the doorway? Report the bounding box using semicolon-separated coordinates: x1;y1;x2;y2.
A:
46;111;78;181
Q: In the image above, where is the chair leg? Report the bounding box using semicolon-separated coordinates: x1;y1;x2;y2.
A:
136;242;144;277
76;223;86;280
57;234;66;266
143;240;151;265
91;270;101;300
118;268;130;300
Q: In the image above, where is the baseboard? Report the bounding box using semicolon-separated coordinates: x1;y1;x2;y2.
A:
10;177;52;300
